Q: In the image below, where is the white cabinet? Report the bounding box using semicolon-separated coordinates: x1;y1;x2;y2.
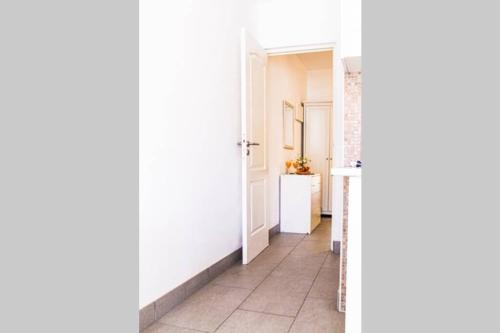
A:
280;174;321;234
304;101;332;214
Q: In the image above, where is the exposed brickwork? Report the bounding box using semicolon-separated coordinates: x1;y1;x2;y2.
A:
344;72;362;167
339;177;350;312
339;72;362;312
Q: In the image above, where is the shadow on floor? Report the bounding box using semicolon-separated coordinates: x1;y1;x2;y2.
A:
146;218;344;333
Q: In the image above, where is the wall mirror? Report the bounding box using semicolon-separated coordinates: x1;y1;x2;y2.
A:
283;100;295;149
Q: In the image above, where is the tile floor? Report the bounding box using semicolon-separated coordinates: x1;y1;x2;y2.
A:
146;218;344;333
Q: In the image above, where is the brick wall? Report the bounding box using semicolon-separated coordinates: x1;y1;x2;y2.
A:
339;72;362;312
344;72;362;166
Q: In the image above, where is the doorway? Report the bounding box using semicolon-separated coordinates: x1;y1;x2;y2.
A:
265;49;334;240
241;30;345;266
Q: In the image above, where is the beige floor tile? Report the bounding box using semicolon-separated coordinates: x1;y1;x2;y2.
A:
250;245;294;265
239;290;307;317
278;251;326;270
308;266;339;300
239;274;313;316
304;227;331;241
154;218;342;333
143;322;203;333
304;230;331;242
289;298;345;333
215;309;293;333
303;234;330;242
258;273;316;295
212;270;268;290
322;252;340;268
269;233;305;247
159;284;251;332
290;240;331;257
271;255;324;280
224;259;276;276
212;256;278;289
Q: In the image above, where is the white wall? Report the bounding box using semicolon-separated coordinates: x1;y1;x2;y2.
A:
254;0;340;49
252;0;345;245
266;55;307;228
140;0;347;308
140;0;256;308
341;0;362;57
306;69;333;101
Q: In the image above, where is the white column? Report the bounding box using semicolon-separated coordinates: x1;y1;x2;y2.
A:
331;40;345;248
332;168;361;333
345;175;361;333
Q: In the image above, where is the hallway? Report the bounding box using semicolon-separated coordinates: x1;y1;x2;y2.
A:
145;218;344;333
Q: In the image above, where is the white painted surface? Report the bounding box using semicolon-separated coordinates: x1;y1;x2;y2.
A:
332;167;362;177
297;51;332;70
332;168;361;332
304;102;333;213
241;29;269;264
140;0;257;308
280;174;321;234
341;0;362;58
306;69;333;102
254;0;340;49
345;175;361;333
343;56;362;73
266;55;306;228
265;44;335;56
332;42;345;246
140;0;350;309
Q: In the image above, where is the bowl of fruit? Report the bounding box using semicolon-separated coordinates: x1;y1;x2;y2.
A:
295;156;311;175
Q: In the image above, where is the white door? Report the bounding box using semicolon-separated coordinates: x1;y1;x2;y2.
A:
241;29;269;264
304;102;333;213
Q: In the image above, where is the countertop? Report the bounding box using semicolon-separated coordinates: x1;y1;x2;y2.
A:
331;167;362;177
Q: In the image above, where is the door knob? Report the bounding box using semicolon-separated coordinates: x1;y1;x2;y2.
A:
246;141;260;147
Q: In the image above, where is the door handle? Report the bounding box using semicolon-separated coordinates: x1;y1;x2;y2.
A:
237;141;258;156
237;141;259;147
246;141;260;147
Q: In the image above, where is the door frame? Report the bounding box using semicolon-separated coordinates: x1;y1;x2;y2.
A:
303;100;333;214
265;43;345;253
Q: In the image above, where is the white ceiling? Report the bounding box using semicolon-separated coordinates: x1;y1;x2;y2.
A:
296;51;333;71
293;51;361;73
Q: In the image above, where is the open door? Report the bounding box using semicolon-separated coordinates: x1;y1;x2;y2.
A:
240;29;269;264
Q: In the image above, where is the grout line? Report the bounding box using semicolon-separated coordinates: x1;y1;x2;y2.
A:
161;218;331;333
155;322;209;333
286;229;331;332
306;295;337;300
212;233;307;332
210;275;257;290
210;282;254;290
237;308;296;319
142;249;242;332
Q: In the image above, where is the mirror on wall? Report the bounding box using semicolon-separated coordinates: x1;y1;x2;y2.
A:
283;100;295;149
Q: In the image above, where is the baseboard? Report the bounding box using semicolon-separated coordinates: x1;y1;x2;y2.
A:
139;247;242;332
269;223;280;239
332;241;341;254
